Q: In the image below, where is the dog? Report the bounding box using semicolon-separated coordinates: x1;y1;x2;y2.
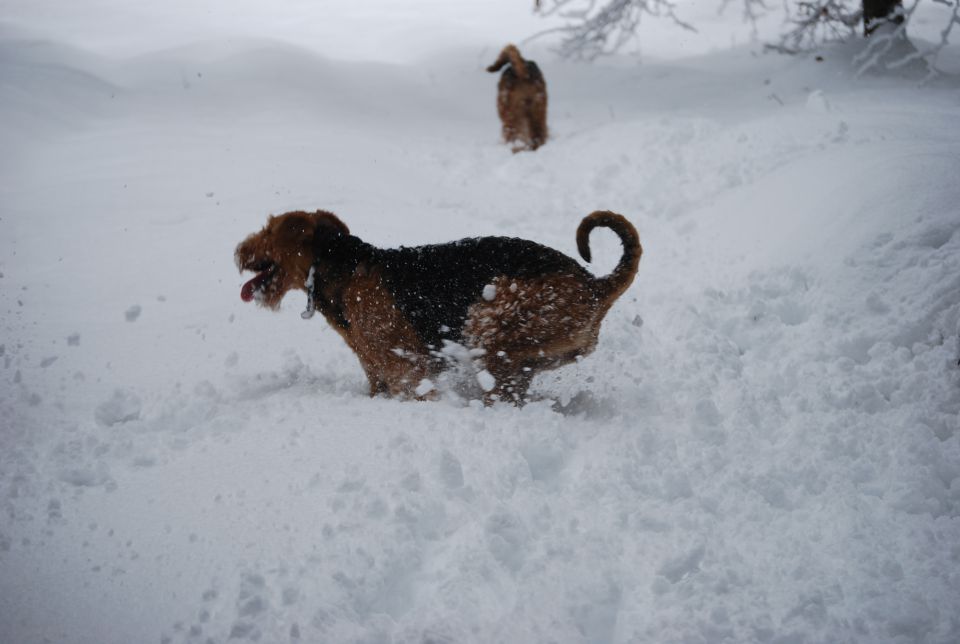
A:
235;210;641;403
486;44;548;152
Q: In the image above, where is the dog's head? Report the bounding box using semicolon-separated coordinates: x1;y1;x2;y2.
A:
235;210;349;309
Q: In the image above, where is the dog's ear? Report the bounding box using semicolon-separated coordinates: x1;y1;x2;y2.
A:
269;212;318;249
313;210;349;238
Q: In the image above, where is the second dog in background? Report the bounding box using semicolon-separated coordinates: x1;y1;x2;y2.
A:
486;44;548;152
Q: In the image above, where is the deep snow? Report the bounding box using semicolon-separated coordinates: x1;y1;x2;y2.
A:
1;9;960;644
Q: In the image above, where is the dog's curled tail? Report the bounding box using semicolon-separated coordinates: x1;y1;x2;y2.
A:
576;211;642;300
486;44;529;79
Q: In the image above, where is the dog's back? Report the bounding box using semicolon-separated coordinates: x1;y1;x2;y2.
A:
375;211;639;354
376;237;587;349
497;60;545;91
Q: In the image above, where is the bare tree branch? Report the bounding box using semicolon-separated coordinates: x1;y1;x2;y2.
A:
777;0;861;52
533;0;957;78
532;0;698;60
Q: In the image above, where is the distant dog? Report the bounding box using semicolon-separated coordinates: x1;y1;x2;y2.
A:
235;210;640;403
486;44;548;152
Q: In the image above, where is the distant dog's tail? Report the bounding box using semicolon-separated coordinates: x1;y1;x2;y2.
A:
576;211;642;301
486;44;529;79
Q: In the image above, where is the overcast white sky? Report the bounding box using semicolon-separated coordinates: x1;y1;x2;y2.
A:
1;0;953;63
1;0;549;60
0;0;770;62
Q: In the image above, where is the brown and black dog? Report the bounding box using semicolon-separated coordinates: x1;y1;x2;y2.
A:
235;210;640;403
486;44;548;152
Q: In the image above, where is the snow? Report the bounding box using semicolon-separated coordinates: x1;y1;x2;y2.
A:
415;379;436;398
2;4;960;644
476;370;497;392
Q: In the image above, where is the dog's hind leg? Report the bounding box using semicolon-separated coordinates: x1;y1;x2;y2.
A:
525;90;548;150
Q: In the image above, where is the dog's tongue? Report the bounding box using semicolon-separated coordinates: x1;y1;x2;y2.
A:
240;272;269;302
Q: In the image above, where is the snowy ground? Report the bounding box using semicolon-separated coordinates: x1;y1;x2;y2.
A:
2;7;960;644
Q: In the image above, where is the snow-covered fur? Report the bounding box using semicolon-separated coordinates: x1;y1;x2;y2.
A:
236;210;641;403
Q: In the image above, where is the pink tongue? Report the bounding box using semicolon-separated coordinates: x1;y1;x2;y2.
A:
241;272;269;302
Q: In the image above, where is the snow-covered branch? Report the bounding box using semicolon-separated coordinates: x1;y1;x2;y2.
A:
856;0;956;78
532;0;698;59
534;0;957;77
777;0;862;52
